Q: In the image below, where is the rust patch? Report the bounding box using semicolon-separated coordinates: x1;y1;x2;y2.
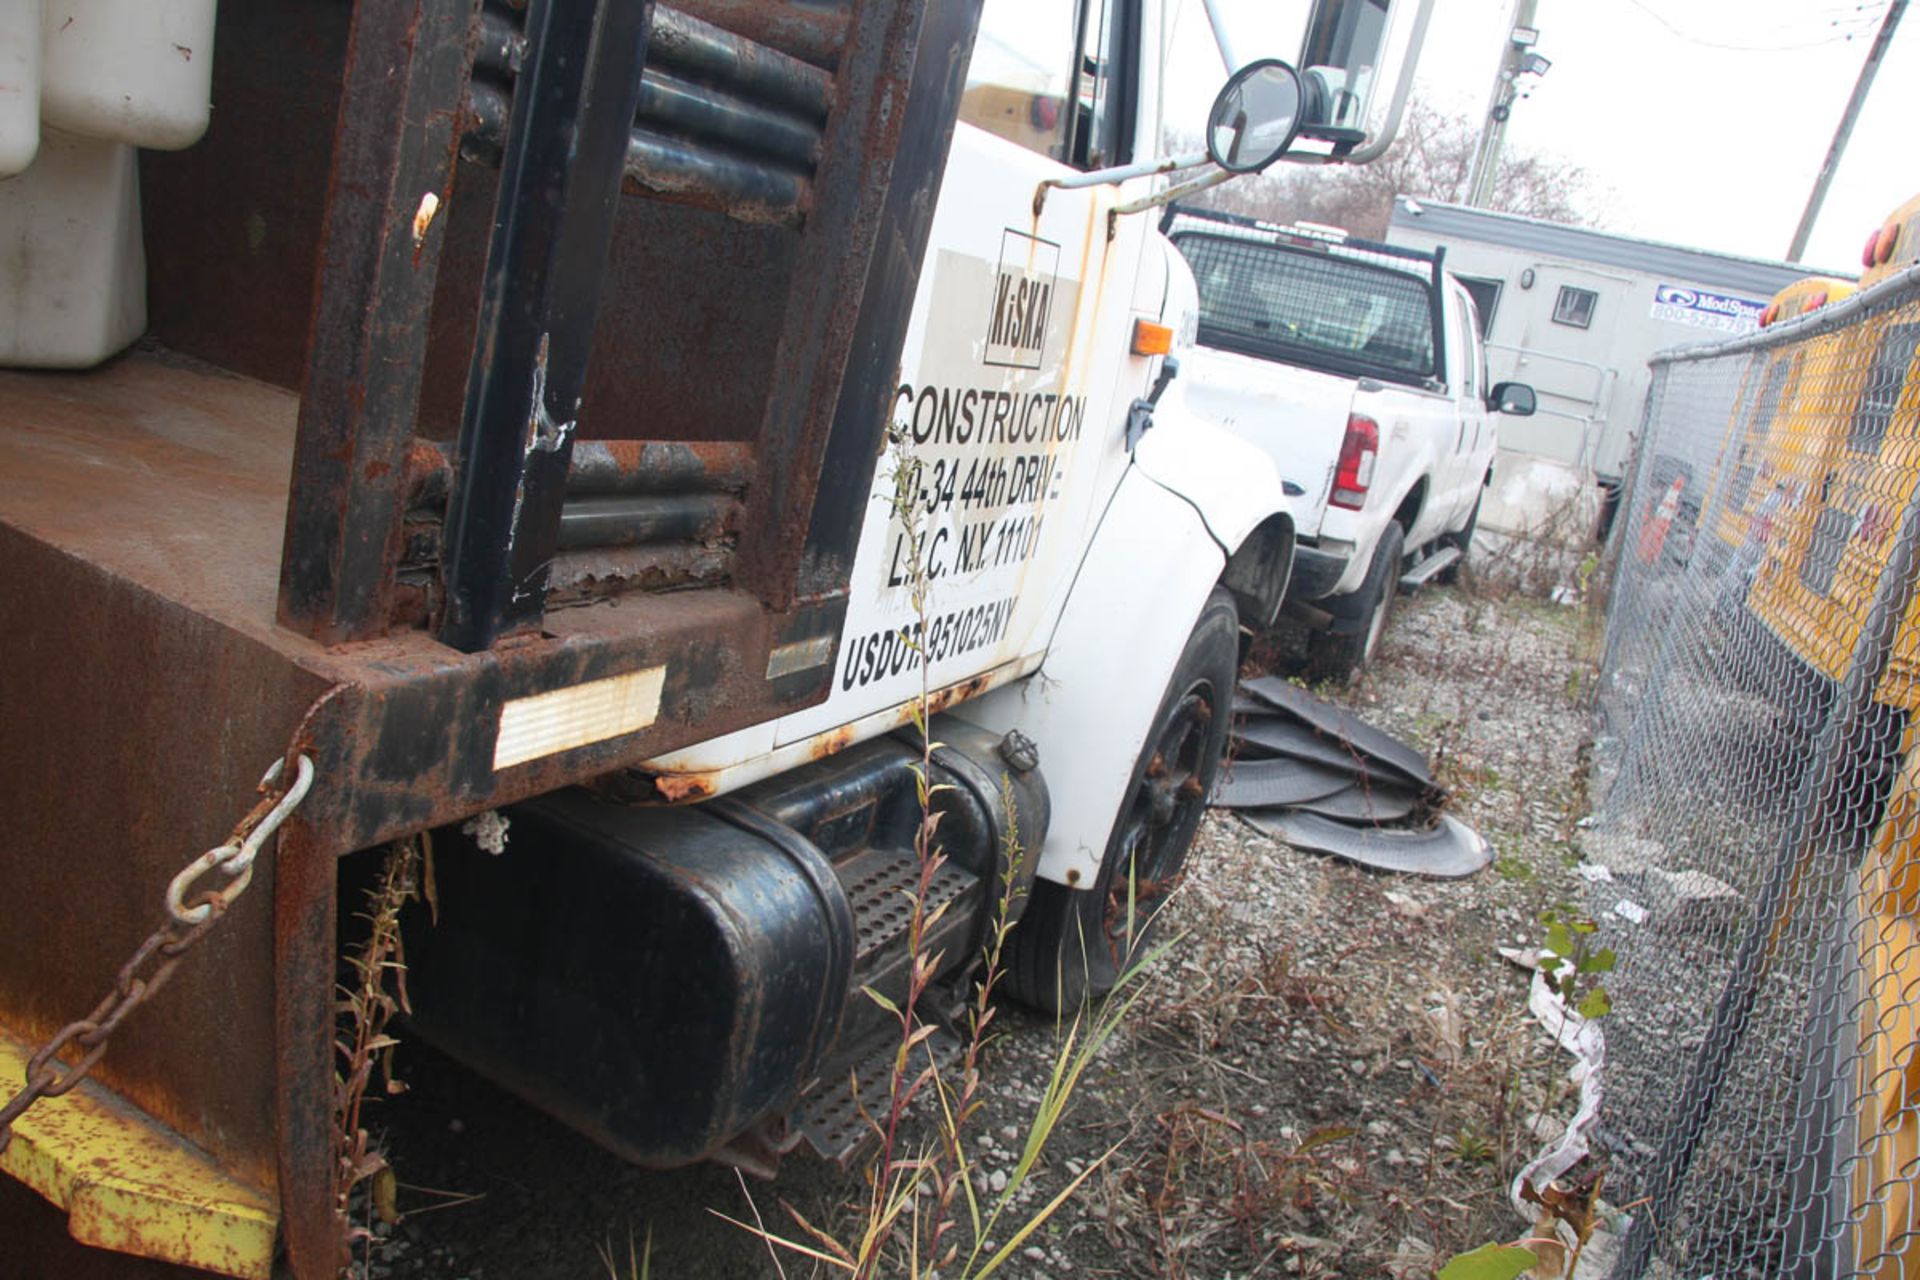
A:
567;440;757;496
809;725;856;760
405;437;451;504
388;575;436;631
926;673;989;715
545;544;733;609
653;773;717;803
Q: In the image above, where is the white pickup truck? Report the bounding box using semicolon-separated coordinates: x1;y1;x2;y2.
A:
1165;207;1536;679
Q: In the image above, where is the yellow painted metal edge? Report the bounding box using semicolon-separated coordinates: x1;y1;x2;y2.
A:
0;1024;278;1279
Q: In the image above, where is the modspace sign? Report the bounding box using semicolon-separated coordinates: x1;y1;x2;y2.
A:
1649;284;1766;334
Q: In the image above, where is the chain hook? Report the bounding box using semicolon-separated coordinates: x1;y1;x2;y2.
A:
164;753;316;927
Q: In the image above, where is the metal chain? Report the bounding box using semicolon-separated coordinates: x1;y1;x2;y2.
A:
0;753;315;1156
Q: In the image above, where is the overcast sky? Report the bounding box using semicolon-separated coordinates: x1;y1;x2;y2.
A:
1203;0;1914;273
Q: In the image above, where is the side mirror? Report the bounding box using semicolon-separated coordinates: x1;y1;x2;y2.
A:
1490;381;1536;416
1206;60;1306;174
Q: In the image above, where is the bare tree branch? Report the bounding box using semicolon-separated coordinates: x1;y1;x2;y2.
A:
1181;102;1595;239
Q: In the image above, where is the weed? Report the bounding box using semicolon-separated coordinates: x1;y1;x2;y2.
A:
595;1224;652;1280
1437;1241;1538;1280
1426;707;1498;804
1493;854;1537;883
1466;499;1601;603
1432;910;1615;1278
1452;1126;1496;1165
1537;907;1615;1021
1108;1104;1358;1279
335;834;431;1270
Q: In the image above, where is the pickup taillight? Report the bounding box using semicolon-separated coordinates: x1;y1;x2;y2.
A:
1330;413;1379;510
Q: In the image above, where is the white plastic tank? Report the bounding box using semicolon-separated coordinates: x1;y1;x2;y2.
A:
40;0;218;151
0;0;217;367
0;0;41;177
0;129;145;368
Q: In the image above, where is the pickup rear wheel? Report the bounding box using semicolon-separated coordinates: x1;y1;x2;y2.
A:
1004;588;1238;1014
1306;521;1404;684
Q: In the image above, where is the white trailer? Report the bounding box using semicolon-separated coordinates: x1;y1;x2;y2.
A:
1385;196;1846;543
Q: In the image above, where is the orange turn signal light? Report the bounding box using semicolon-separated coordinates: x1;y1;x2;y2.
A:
1131;318;1174;356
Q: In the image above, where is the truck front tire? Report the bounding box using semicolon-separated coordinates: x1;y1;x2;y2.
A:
1005;588;1238;1014
1306;521;1404;684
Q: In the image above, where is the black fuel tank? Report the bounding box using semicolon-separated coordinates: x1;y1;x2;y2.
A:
397;715;1049;1168
402;793;855;1167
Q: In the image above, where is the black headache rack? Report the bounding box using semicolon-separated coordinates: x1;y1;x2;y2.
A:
1162;202;1449;392
0;4;988;1262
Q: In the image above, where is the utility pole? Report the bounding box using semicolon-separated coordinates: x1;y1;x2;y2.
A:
1787;0;1907;262
1465;0;1543;209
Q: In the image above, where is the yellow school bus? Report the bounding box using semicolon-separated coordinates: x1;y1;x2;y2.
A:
1711;277;1857;553
1746;197;1920;695
1860;192;1920;290
1740;193;1920;1279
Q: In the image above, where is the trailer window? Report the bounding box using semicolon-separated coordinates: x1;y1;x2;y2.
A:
1173;233;1436;385
961;0;1079;159
1850;323;1920;454
1553;286;1598;329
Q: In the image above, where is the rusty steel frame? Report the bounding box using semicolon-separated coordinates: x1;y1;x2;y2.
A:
731;0;933;611
278;0;482;646
794;0;986;598
1;0;988;1273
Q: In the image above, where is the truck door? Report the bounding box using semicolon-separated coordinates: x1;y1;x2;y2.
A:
1447;283;1491;521
648;0;1162;780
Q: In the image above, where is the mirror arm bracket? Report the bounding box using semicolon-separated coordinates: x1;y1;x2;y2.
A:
1341;0;1438;165
1035;150;1215;216
1110;165;1239;221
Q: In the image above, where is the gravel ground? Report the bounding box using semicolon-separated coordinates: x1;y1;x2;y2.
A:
365;583;1601;1280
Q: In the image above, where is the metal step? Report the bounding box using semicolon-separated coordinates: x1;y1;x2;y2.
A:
836;846;976;967
790;1023;964;1164
1398;544;1462;593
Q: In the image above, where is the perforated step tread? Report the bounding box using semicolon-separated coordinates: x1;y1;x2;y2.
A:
836;847;975;965
791;1023;964;1164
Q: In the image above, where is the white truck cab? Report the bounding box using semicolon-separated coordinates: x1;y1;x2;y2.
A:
641;2;1303;897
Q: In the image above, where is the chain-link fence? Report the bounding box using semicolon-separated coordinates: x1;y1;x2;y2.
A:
1587;264;1920;1279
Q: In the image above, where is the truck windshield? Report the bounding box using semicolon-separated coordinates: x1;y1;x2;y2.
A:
1174;233;1436;385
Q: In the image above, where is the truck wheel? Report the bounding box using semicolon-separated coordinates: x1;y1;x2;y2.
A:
1306;521;1404;684
1435;491;1482;586
1005;588;1238;1014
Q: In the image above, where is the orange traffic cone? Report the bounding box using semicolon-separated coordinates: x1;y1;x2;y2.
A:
1638;472;1688;564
